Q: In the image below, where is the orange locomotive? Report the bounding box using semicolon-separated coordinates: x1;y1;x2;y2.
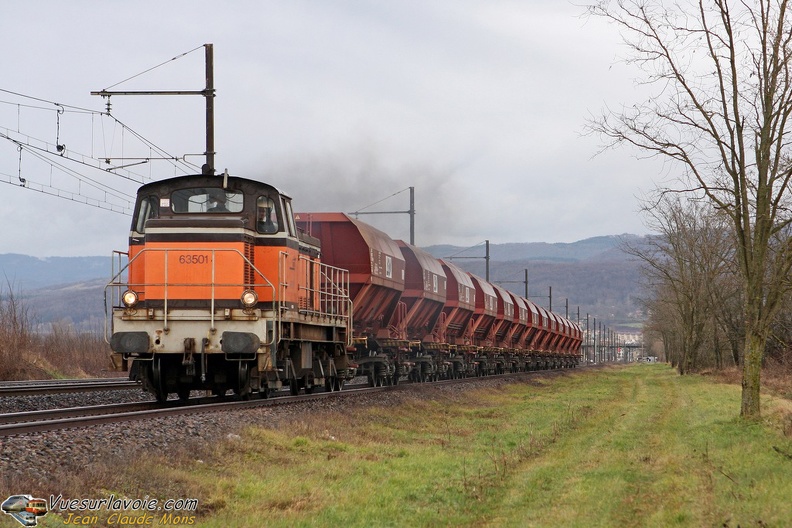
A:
107;174;353;401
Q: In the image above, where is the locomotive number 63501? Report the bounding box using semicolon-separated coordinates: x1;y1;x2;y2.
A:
178;254;209;265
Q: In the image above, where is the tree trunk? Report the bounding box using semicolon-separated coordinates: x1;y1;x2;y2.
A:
740;330;764;419
713;325;722;370
730;337;741;367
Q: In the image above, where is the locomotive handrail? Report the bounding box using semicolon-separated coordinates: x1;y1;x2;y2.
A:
278;251;288;343
104;251;127;346
104;247;277;345
297;255;353;347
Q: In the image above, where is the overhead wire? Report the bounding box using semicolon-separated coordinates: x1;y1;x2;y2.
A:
102;45;205;90
0;84;199;176
0;168;132;215
107;114;198;173
0;100;196;184
0;88;100;114
6;136;135;203
445;241;489;259
0;128;146;185
353;187;411;213
0;45;209;214
0;98;96;115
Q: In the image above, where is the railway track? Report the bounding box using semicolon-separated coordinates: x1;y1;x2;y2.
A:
0;378;139;397
0;385;374;437
0;368;577;437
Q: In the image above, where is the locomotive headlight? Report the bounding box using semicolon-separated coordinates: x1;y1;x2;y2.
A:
122;289;139;308
241;289;258;308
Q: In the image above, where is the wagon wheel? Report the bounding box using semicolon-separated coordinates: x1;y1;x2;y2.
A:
304;375;315;394
325;375;343;392
151;356;168;403
370;366;386;387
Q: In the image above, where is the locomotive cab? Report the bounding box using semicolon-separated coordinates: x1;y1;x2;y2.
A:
107;174;352;402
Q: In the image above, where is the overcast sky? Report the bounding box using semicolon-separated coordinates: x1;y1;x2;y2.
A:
0;1;665;257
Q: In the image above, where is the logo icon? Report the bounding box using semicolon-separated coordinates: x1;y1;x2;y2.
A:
1;495;48;527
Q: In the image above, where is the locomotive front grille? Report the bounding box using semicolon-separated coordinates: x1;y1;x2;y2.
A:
244;239;255;287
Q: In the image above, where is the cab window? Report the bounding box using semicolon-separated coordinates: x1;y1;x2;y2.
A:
171;188;243;213
256;196;280;234
135;195;158;233
283;198;297;236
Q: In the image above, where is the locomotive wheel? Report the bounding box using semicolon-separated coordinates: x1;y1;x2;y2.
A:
151;356;168;403
234;362;252;400
177;387;191;402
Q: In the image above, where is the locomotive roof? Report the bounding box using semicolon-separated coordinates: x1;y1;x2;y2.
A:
136;173;291;199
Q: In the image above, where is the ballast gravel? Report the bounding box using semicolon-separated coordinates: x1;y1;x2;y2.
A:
0;372;565;496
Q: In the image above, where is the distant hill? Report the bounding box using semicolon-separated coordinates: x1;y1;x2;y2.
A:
0;235;646;332
0;254;111;291
424;234;642;263
426;236;645;331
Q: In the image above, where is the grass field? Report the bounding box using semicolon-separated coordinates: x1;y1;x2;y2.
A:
36;365;792;527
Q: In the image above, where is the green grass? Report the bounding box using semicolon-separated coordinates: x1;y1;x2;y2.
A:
34;365;792;527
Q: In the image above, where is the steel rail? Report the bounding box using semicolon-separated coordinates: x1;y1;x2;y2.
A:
0;377;127;386
0;380;140;397
0;401;160;426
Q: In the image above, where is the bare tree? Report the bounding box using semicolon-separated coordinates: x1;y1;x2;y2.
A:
626;195;731;373
641;283;685;368
588;0;792;418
